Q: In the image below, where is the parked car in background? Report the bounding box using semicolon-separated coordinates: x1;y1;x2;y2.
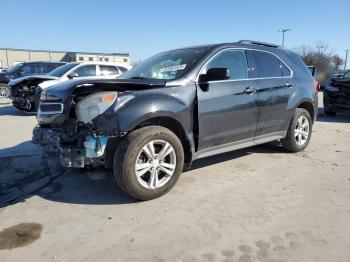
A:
0;61;65;98
9;62;128;112
307;66;317;77
33;40;317;200
342;70;350;79
307;66;320;92
323;70;350;115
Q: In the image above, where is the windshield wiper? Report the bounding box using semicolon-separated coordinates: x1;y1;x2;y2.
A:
129;76;151;80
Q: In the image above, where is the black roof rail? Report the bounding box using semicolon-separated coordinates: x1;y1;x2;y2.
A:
238;40;280;48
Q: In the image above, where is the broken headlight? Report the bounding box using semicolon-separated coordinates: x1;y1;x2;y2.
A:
76;91;118;123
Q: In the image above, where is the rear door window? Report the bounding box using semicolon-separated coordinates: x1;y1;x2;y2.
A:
99;65;120;76
247;50;290;78
42;63;62;73
20;64;40;75
118;66;128;73
73;65;97;77
206;49;249;80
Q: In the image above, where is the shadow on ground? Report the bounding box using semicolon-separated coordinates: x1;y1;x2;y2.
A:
317;107;350;123
0;136;286;207
39;142;283;205
0;105;35;117
0;141;63;207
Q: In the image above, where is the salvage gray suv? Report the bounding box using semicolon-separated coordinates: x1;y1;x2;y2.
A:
34;40;318;200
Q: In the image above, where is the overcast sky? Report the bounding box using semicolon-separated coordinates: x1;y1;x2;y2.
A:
1;0;349;63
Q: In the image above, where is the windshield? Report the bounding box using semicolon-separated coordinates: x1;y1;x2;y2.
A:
48;63;78;77
343;71;350;79
121;48;210;80
7;63;23;74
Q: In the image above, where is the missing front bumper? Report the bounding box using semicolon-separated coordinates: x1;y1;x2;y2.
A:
33;126;118;168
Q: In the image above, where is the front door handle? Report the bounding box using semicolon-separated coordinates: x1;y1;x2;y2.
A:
285;82;294;87
244;86;256;94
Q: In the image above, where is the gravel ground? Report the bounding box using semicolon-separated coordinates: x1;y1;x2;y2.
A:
0;94;350;262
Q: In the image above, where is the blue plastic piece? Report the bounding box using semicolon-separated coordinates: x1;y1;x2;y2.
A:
84;135;109;158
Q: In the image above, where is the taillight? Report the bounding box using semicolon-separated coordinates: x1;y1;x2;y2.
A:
314;80;319;95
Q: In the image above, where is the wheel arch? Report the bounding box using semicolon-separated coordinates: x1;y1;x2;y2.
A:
132;116;194;169
296;99;316;122
105;115;195;170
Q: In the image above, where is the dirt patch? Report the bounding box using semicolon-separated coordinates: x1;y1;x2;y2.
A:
0;223;42;250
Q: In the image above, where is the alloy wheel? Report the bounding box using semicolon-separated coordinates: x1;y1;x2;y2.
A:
294;115;309;146
135;140;176;189
0;85;10;98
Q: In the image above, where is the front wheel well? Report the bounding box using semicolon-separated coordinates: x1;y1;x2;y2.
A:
133;117;192;168
297;101;315;122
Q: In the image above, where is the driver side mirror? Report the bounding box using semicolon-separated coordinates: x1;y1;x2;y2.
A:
67;72;79;79
199;68;230;82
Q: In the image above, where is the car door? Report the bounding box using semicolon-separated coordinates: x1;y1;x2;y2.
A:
246;50;294;137
197;49;258;150
73;65;98;79
98;65;121;79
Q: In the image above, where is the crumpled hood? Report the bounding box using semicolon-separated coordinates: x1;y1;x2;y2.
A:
9;75;58;86
42;78;167;101
39;78;63;89
331;78;350;88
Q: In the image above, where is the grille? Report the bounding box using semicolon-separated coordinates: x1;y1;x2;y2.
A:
39;103;64;114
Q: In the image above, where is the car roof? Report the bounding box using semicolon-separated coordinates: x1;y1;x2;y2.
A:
22;61;66;64
75;61;128;67
167;40;287;54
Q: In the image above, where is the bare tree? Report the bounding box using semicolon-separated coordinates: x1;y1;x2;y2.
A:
331;55;344;71
316;41;329;55
295;42;343;72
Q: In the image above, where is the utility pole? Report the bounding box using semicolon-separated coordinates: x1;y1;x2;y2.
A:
278;28;291;48
344;49;349;72
317;44;326;55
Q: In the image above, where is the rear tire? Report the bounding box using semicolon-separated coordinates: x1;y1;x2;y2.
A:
281;108;312;152
113;126;184;201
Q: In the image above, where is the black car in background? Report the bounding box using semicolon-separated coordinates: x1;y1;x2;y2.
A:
324;70;350;115
0;61;65;98
34;40;317;200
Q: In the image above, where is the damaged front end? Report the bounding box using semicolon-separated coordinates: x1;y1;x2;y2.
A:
33;126;114;168
33;78;166;170
10;76;56;112
34;90;122;169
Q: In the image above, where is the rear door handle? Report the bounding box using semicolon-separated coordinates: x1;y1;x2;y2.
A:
285;82;294;87
244;86;256;94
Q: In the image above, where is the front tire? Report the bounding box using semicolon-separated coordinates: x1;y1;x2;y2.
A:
0;84;10;98
113;126;184;201
281;108;312;152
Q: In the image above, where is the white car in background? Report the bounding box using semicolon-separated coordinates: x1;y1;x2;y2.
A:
9;62;130;112
39;62;128;90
